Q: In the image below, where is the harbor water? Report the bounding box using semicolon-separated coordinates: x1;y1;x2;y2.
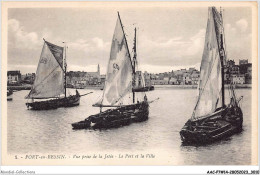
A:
7;88;252;165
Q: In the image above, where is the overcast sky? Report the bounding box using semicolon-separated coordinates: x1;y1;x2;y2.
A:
8;6;252;74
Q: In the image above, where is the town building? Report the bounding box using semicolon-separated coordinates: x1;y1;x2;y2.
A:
229;65;240;75
143;71;152;87
239;59;252;84
151;79;168;85
191;71;200;85
239;59;248;65
100;75;106;85
188;67;196;73
231;74;245;84
66;64;101;88
245;65;252;84
224;59;252;84
169;76;178;85
22;73;35;84
7;71;21;85
183;72;191;85
135;71;144;88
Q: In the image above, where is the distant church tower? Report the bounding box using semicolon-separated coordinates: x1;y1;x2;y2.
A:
97;64;100;75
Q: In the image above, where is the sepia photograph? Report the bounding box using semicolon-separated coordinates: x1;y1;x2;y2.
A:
1;1;258;173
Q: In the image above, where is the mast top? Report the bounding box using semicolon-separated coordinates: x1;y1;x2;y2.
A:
117;11;134;71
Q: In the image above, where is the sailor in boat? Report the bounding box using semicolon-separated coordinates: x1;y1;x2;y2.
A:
144;94;147;102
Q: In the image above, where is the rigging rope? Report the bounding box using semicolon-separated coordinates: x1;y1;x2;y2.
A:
192;7;227;120
28;65;62;97
222;9;228;64
192;51;219;119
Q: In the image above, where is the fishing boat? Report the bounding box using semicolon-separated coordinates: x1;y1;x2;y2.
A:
25;39;92;110
7;89;13;101
180;7;243;145
72;12;150;130
133;71;154;92
133;85;154;92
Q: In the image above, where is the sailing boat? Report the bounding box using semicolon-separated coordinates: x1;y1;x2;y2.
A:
25;39;92;110
72;12;149;129
132;30;154;93
7;89;13;101
180;7;243;144
133;71;154;92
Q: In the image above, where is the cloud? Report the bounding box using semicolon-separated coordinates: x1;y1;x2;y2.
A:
236;19;248;32
223;19;251;61
69;39;90;51
150;36;184;48
92;37;110;49
225;24;237;33
69;38;110;57
137;28;205;68
185;29;205;56
70;37;110;51
7;18;111;74
7;11;252;75
8;19;41;49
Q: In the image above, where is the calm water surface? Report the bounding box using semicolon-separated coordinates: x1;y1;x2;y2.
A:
7;88;252;165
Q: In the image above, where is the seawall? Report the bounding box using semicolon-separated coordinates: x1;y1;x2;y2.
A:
154;84;252;89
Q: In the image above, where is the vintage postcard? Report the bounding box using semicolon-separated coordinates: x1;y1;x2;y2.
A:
1;1;258;170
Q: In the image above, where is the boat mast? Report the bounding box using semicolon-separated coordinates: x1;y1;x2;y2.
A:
219;8;225;107
212;7;225;108
220;39;225;107
117;12;135;103
63;42;67;98
132;27;137;103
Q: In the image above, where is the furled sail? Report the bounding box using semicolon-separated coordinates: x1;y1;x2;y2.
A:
99;16;133;106
135;71;145;88
26;41;65;99
192;7;224;120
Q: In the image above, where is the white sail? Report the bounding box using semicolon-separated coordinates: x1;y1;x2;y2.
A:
135;71;145;88
100;17;133;106
26;41;64;99
134;71;146;102
192;7;223;119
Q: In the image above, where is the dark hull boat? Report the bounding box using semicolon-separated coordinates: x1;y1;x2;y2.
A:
7;90;13;101
180;104;243;144
72;101;149;129
133;86;154;92
133;71;154;92
72;13;151;130
26;91;80;110
179;7;243;145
